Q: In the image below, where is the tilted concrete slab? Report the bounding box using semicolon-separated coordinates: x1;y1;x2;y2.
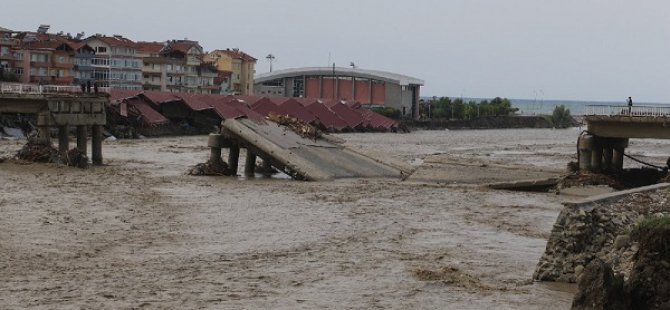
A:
222;118;406;181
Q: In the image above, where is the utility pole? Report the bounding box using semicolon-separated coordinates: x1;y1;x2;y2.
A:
266;54;275;72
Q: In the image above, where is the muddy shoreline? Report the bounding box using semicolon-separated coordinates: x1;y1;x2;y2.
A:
2;129;669;308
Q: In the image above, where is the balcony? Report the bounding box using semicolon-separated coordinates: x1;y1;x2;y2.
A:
30;61;50;67
53;62;74;69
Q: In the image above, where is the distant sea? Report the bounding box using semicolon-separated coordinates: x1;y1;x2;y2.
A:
422;97;670;116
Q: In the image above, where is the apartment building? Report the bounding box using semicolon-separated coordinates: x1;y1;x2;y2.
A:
12;30;77;85
204;48;256;95
137;40;217;94
84;34;142;90
0;27;17;81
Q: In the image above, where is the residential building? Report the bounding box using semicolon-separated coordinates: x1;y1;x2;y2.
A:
137;40;217;94
214;70;233;94
12;29;76;85
0;26;17;81
84;34;142;90
204;48;257;95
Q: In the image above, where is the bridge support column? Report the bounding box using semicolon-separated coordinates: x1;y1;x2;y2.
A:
611;138;628;173
92;125;103;165
602;147;614;172
36;111;51;144
591;143;603;172
578;135;594;171
244;150;257;177
613;148;625;173
58;125;69;159
227;143;240;175
76;125;87;155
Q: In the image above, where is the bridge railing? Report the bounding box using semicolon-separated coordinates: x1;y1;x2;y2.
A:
0;82;111;95
584;105;670;117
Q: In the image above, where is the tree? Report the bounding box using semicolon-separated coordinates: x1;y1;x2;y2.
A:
550;105;572;128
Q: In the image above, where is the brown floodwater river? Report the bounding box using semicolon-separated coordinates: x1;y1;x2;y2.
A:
1;128;669;309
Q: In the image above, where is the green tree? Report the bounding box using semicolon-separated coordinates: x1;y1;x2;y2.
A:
550;105;572;128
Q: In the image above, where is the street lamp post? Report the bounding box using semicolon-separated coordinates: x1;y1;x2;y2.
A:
266;54;275;72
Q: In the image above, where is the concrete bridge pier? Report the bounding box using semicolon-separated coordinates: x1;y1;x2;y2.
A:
58;126;69;159
207;133;224;163
244;151;257;177
580;135;628;173
92;125;103;165
227;142;240;176
591;141;603;172
578;135;594;171
602;147;613;172
76;126;87;154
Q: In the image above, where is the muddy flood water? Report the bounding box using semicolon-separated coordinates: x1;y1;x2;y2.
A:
2;128;670;309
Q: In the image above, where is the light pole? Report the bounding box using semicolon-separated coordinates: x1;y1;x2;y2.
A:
266;54;275;72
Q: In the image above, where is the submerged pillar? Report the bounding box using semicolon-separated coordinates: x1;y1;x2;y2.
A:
578;135;594;171
92;125;103;165
76;125;87;154
244;151;257;176
58;125;69;158
228;143;240;175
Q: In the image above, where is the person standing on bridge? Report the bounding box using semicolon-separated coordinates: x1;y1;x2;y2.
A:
627;96;633;115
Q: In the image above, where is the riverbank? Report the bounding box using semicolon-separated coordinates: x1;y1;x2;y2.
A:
402;115;579;130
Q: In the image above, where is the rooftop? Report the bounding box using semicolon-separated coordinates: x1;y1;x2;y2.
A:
255;67;424;86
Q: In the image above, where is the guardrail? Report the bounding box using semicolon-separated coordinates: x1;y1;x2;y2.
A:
0;82;111;95
584;105;670;117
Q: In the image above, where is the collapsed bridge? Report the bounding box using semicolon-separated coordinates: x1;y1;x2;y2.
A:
205;117;412;181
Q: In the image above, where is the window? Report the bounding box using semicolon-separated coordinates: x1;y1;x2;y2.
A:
57;56;65;63
14;67;23;75
30;53;48;62
97;46;107;53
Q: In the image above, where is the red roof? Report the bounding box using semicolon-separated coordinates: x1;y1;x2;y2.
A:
136;41;164;53
222;98;264;120
142;91;181;105
88;35;136;48
109;89;143;101
213;49;257;61
251;98;288;117
177;93;215;111
328;103;365;128
357;109;398;130
280;99;318;123
125;97;169;125
306;102;349;130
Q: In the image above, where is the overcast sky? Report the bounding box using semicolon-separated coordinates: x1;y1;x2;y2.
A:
4;0;670;102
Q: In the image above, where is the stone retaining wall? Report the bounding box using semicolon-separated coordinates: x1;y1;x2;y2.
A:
534;184;670;283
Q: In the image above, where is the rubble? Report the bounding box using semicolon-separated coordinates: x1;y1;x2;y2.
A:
267;112;321;140
188;159;230;176
16;138;59;163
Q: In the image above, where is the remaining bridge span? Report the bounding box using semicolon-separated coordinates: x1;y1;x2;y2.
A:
0;82;109;164
579;105;670;172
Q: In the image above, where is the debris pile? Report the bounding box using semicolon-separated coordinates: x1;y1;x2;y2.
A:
65;148;89;168
188;159;230;176
267;112;321;140
16;138;58;162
